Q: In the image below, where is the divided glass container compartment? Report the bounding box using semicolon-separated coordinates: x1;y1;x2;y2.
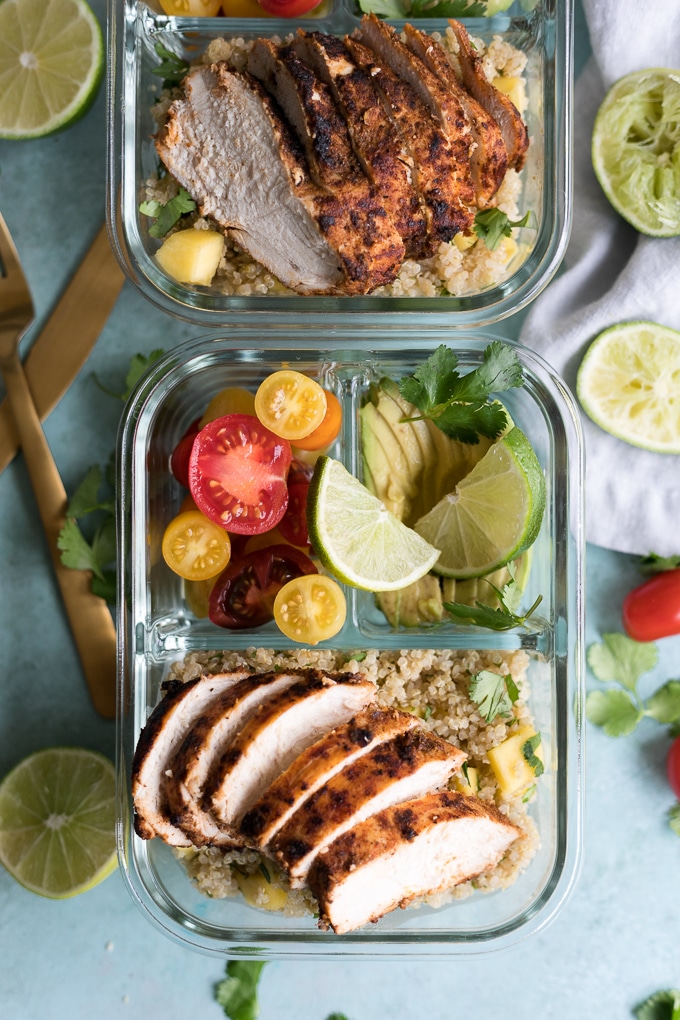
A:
116;328;585;958
106;0;573;326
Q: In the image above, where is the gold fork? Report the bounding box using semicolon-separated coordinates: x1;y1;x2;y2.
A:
0;213;116;719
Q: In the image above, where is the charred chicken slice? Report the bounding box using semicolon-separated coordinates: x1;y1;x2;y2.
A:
308;790;521;934
448;19;529;172
239;706;421;849
131;670;250;846
206;671;376;832
271;727;466;887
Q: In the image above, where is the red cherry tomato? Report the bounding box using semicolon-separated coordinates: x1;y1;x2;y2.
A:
622;568;680;642
288;457;315;486
188;414;292;535
278;482;310;547
257;0;321;15
668;737;680;800
208;544;317;629
170;418;201;488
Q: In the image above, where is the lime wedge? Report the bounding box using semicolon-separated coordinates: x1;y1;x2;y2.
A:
576;321;680;453
413;426;546;579
592;68;680;237
0;0;104;140
307;456;441;592
0;748;117;899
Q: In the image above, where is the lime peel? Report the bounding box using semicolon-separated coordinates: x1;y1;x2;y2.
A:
307;456;441;592
576;321;680;454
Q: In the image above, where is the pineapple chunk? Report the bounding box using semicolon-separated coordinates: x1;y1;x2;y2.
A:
234;869;289;912
492;75;527;115
453;231;478;253
453;765;479;795
487;724;543;797
155;229;224;286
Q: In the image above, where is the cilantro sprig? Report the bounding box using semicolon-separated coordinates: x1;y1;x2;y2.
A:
469;668;519;722
474;208;532;251
637;552;680;575
151;41;190;89
398;342;523;443
58;462;117;604
444;574;543;632
633;989;680;1020
139;188;197;239
522;732;544;777
215;961;267;1020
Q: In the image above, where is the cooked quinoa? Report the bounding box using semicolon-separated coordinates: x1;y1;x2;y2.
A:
167;646;540;920
145;30;530;299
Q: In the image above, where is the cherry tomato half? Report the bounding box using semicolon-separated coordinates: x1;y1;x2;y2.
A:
209;545;317;629
221;0;274;15
170;418;201;488
274;574;346;644
162;510;232;581
278;482;310;547
188;414;292;535
668;736;680;801
292;391;342;451
622;568;680;642
254;371;327;441
257;0;321;14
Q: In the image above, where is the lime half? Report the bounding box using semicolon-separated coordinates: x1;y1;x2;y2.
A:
0;0;104;140
0;748;117;899
592;68;680;237
576;321;680;453
413;426;546;579
307;456;440;592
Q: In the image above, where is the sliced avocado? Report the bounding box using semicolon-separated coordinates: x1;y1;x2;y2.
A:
377;377;438;466
441;555;529;609
359;401;416;519
376;574;444;628
373;393;425;480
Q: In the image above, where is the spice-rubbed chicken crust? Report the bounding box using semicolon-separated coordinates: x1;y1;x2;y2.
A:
308;790;521;934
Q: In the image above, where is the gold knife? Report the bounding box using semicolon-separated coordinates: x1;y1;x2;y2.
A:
0;224;126;476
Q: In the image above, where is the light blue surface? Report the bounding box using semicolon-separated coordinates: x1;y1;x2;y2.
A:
1;2;679;1016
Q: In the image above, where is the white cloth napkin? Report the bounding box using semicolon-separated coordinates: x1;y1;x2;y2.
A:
519;0;680;556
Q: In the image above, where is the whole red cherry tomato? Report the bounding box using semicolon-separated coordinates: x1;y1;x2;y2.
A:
622;568;680;642
189;414;291;535
170;418;201;488
278;482;310;548
668;736;680;801
208;544;317;629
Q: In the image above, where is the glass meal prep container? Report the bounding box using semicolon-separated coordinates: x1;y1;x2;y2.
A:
116;328;584;958
106;0;573;326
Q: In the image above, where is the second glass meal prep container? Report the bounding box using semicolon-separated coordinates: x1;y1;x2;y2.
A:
107;0;573;326
116;327;584;958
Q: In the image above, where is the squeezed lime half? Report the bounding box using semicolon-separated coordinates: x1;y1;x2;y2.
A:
577;321;680;453
0;748;117;898
413;426;546;579
0;0;104;140
592;68;680;237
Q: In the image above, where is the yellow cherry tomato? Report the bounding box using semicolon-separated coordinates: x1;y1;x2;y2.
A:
273;574;346;645
199;386;256;428
159;0;221;13
292;391;342;451
162;510;231;581
183;576;216;618
255;370;327;442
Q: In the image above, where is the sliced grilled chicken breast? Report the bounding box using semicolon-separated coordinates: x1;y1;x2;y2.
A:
247;40;404;290
355;15;475;228
308;790;521;933
157;65;356;295
291;31;428;257
272;728;466;887
207;671;376;831
402;25;508;208
239;706;420;848
131;670;250;845
165;671;304;847
448;19;529;171
344;37;468;253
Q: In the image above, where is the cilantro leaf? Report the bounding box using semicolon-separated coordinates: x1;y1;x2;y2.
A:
94;349;166;401
521;733;544;777
215;961;267;1020
57;519;105;579
645;680;680;724
585;689;643;737
398;342;523;443
474;209;532;251
66;465;114;518
638;552;680;575
140;187;197;239
669;805;680;838
410;0;487;14
91;570;117;604
469;670;517;722
633;989;680;1020
444;584;543;632
587;633;657;692
150;42;190;89
325;1015;351;1020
